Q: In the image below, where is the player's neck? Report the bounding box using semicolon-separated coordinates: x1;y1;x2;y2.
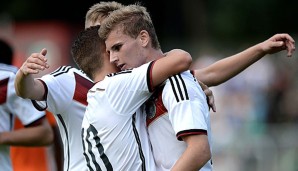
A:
145;48;163;63
93;67;116;82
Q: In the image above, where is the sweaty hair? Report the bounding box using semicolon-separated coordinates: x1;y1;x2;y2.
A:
0;39;13;64
71;25;105;80
85;1;124;29
99;4;160;49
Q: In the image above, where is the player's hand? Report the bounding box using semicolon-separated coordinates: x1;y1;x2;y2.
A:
197;80;216;112
260;33;295;57
20;48;49;75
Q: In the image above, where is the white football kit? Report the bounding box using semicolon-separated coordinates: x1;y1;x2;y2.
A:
0;64;45;171
144;71;213;171
81;61;156;171
32;66;93;171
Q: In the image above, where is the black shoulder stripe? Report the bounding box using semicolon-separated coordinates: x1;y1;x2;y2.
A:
169;78;179;102
50;66;73;77
107;70;132;77
147;61;155;92
169;74;189;103
178;74;189;100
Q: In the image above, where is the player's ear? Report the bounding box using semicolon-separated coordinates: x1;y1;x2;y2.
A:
138;30;150;47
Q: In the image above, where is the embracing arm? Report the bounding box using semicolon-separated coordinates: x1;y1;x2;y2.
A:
151;49;192;87
0;117;53;146
15;48;49;100
171;134;211;171
194;33;295;87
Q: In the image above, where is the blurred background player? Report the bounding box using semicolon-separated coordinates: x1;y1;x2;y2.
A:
0;38;53;171
11;110;63;171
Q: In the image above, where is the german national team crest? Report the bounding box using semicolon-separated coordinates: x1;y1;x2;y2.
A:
145;86;168;126
145;100;156;120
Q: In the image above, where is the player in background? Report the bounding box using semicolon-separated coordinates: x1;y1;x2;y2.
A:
11;111;63;171
0;38;53;171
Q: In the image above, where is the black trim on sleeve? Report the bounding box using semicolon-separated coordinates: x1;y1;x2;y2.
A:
176;129;207;141
147;61;156;92
31;79;48;111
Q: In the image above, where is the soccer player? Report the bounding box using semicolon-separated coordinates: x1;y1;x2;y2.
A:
15;50;94;171
99;4;295;171
0;39;53;171
72;25;192;170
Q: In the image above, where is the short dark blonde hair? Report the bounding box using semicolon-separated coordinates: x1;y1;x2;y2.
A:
85;1;124;29
99;4;160;49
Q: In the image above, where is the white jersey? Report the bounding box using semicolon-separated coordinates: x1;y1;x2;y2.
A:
82;61;156;171
32;66;93;171
144;71;213;171
0;64;45;171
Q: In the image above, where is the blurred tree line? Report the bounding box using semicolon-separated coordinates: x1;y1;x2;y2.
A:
0;0;297;54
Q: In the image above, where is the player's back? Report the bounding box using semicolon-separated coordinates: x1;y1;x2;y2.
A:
32;66;93;171
82;62;156;171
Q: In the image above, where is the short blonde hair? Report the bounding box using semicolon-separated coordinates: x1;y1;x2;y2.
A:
85;1;124;29
99;4;160;49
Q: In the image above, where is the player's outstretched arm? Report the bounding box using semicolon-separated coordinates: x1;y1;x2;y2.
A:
0;117;53;146
194;33;295;87
151;49;192;87
15;48;50;100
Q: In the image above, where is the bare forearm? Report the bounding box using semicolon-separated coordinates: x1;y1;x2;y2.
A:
0;119;53;146
15;70;45;100
171;135;211;171
195;44;264;87
194;33;295;87
171;148;210;171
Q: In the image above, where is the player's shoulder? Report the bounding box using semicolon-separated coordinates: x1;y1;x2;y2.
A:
48;65;91;80
165;70;194;84
106;61;153;78
49;65;76;77
106;69;132;78
0;63;18;75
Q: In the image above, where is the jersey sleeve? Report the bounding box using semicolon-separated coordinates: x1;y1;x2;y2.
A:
34;67;75;114
162;71;210;140
106;61;155;115
7;74;45;126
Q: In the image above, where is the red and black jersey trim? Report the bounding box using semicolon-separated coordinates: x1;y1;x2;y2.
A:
73;73;93;106
177;129;207;141
0;77;9;104
147;61;156;93
169;74;189;103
